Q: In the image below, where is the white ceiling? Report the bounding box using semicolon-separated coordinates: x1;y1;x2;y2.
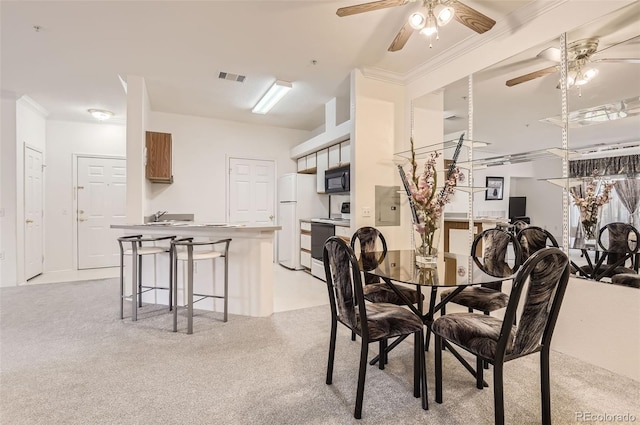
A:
1;0;530;130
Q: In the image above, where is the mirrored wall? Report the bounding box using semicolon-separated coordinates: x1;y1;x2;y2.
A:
421;2;640;287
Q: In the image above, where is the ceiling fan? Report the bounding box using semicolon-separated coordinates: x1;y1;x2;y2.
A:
505;36;640;88
336;0;496;51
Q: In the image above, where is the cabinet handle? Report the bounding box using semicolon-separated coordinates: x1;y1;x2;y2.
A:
78;218;87;222
25;219;34;224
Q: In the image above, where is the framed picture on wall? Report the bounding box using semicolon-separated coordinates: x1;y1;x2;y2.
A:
485;176;504;200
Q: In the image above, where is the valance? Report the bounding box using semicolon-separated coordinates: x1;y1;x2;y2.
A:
569;154;639;177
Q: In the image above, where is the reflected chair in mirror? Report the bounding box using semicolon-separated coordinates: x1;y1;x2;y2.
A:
323;237;427;419
516;226;559;261
440;228;522;317
581;222;639;280
170;238;231;334
117;234;176;322
433;247;570;425
351;227;425;307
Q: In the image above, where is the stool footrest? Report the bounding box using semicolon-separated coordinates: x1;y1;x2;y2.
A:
140;285;170;291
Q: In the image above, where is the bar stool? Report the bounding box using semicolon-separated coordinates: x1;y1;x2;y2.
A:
171;238;231;334
117;235;176;321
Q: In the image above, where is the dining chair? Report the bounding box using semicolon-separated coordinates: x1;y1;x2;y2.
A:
323;237;427;419
433;247;570;425
350;227;424;306
516;226;559;261
595;222;639;279
440;228;522;317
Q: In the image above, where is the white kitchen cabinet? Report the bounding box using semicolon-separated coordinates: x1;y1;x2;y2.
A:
297;157;306;172
306;153;317;170
300;221;312;270
335;225;351;242
328;145;340;168
316;148;328;193
339;140;350;165
297;153;317;174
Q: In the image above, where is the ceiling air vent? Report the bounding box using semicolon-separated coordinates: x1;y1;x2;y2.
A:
218;71;246;83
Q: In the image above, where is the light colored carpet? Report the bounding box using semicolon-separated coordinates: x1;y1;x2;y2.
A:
1;278;638;424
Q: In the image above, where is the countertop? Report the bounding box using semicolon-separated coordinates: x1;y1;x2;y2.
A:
310;218;351;227
112;223;281;231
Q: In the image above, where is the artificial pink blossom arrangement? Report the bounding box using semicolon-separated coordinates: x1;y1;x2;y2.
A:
405;138;462;254
571;172;614;239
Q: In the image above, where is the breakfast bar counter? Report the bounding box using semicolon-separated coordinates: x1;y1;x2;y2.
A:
112;223;281;317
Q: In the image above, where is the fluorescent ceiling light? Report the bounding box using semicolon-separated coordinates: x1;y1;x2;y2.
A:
88;109;114;121
252;80;292;114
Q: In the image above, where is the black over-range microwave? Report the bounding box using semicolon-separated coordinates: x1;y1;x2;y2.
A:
325;164;350;194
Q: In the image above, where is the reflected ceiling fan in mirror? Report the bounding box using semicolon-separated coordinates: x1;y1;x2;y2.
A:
336;0;496;51
505;36;640;95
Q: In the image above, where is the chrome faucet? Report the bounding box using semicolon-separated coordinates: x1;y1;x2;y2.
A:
153;211;168;222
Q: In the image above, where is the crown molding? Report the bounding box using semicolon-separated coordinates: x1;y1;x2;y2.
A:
17;95;49;118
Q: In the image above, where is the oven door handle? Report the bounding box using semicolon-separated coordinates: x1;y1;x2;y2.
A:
341;174;346;190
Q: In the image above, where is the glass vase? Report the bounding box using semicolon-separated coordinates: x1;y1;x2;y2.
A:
414;226;440;267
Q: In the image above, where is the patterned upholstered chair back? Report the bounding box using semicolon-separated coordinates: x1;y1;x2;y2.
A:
517;226;559;261
471;228;522;290
323;237;366;335
597;222;639;266
500;248;570;360
350;227;388;284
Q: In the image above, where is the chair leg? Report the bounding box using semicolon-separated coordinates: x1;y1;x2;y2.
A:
223;254;229;322
138;255;143;308
541;347;552;425
172;252;178;332
168;250;173;312
476;357;484;389
119;251;124;320
418;330;428;410
378;339;386;370
326;319;337;385
187;258;194;335
354;340;369;419
131;252;138;322
435;334;443;404
493;362;505;425
413;333;420;397
351;331;356;341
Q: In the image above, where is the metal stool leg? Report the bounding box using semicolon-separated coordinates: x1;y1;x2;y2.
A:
223;253;228;322
187;252;194;335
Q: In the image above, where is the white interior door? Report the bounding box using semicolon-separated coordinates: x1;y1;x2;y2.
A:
77;156;126;269
25;146;43;280
228;158;275;225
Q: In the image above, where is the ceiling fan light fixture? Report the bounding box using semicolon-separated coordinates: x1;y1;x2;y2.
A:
409;9;427;30
420;13;438;36
433;3;454;26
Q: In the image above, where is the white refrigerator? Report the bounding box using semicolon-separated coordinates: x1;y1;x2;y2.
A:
277;173;328;270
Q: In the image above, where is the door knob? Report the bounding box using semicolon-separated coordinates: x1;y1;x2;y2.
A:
79;210;85;214
269;215;274;221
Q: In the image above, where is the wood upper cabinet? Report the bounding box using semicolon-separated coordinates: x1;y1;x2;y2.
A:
145;131;173;183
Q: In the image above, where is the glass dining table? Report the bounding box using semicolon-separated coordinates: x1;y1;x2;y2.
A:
570;240;639;281
359;249;517;386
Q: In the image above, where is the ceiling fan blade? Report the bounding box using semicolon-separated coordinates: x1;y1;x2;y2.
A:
505;66;558;87
595;34;640;55
537;47;561;63
388;21;414;52
593;58;640;64
452;1;496;34
336;0;408;17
